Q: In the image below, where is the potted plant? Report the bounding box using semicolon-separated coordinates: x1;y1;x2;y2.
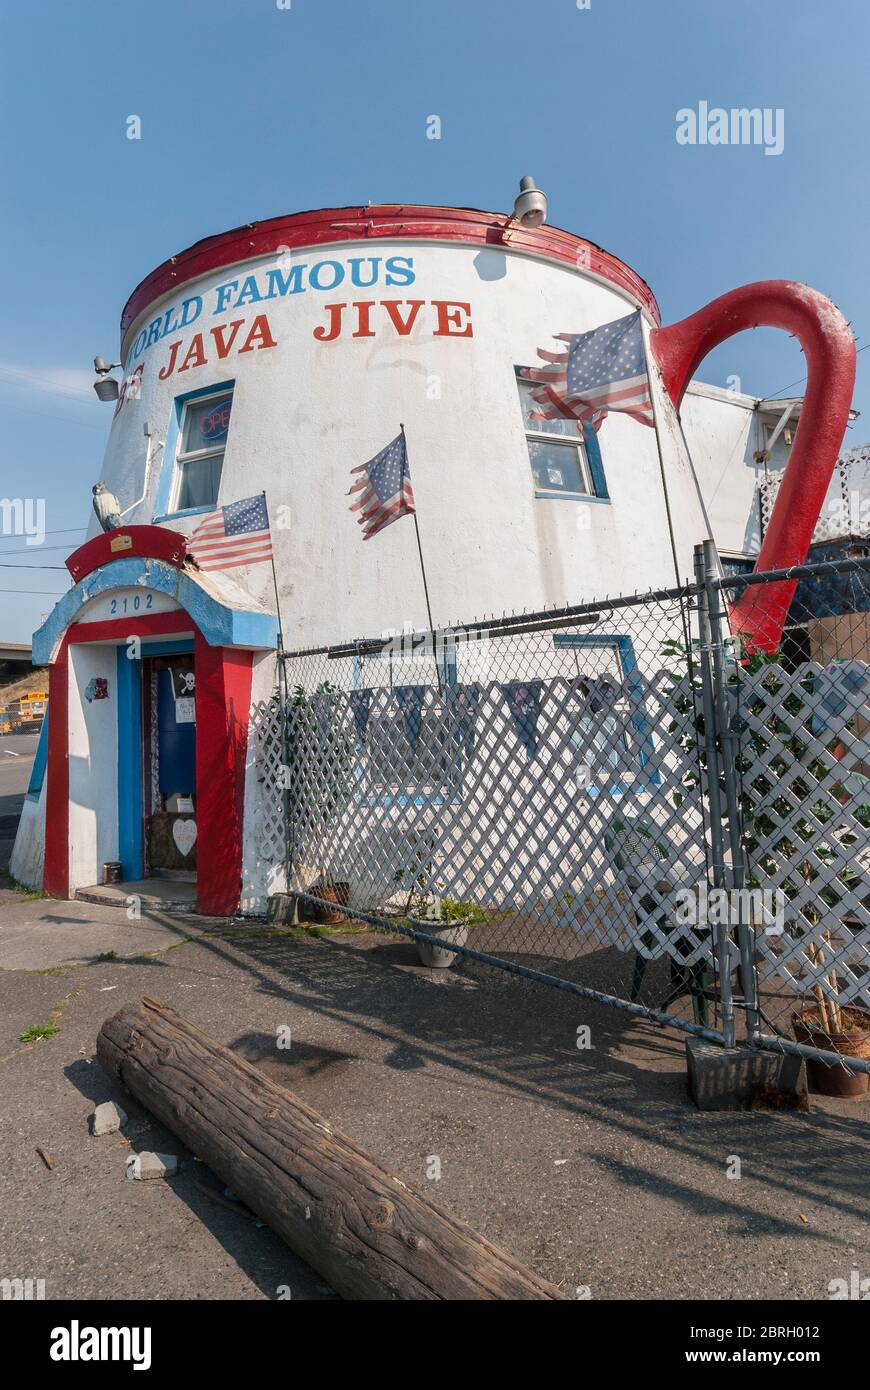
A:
792;930;870;1098
409;897;488;968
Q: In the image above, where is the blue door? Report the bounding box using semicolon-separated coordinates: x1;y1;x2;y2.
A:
156;668;196;798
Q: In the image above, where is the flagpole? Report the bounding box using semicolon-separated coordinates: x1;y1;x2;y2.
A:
262;490;285;656
400;422;441;694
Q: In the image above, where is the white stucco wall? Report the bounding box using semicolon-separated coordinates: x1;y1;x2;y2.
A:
9;784;46;889
51;218;825;915
96;237;722;645
68;644;118;892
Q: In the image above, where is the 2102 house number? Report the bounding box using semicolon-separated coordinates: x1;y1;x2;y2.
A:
109;594;154;615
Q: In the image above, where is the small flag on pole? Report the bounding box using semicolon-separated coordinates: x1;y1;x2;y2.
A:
522;309;654;433
187;493;273;571
348;431;415;539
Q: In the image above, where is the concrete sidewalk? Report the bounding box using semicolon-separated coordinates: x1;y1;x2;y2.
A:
0;893;868;1301
0;888;205;970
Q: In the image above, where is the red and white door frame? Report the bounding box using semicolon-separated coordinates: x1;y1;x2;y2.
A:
34;527;277;917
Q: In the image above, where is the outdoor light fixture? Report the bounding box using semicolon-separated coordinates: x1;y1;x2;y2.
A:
93;354;122;402
512;176;548;229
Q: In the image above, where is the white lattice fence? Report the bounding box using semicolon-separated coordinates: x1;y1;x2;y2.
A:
249;697;287;864
737;662;870;1010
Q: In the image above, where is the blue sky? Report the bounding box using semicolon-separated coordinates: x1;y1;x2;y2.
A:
1;0;868;641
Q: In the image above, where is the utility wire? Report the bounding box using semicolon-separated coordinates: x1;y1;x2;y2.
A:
765;341;869;400
0;527;85;541
0;544;84;556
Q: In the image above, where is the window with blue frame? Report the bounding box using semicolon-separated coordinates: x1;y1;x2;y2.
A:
351;643;463;804
515;370;608;500
553;635;658;793
169;387;234;514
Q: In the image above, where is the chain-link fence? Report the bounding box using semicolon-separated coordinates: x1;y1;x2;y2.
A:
716;552;870;1084
250;545;870;1082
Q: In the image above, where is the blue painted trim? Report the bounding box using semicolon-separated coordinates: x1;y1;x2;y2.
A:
116;648;143;881
32;557;278;663
515;363;609;501
554;633;659;791
140;638;195;656
582;425;609;499
153;504;214;525
350;650;461;806
533;491;612;504
25;713;49;799
154;379;235;522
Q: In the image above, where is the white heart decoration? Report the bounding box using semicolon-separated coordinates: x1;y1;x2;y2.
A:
172;819;197;857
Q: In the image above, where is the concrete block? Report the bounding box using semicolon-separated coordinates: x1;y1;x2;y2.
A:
266;893;299;925
126;1151;179;1181
91;1101;127;1136
686;1039;807;1111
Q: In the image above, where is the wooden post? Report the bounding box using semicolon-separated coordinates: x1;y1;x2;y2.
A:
97;997;564;1301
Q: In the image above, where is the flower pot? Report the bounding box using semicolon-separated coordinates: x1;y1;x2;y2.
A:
414;920;468;968
310;881;350;925
792;1005;870;1100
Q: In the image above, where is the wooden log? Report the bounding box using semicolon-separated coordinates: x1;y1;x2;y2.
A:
97;996;564;1301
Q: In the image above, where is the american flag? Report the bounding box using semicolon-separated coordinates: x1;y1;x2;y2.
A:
522;309;654;433
187;493;273;571
348;431;415;540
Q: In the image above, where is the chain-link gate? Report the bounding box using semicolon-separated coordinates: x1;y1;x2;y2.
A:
251;545;870;1080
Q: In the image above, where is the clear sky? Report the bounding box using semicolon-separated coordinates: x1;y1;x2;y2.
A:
1;0;868;641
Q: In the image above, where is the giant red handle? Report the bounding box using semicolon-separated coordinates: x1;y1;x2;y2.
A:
649;281;856;650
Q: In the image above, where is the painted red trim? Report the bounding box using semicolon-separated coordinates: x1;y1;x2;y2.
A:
43;635;70;898
43;609;248;917
649;280;856;650
67;525;188;583
120;203;660;350
194;635;252;916
68;613;194;645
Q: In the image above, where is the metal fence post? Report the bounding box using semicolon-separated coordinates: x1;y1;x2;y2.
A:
701;540;761;1041
694;543;737;1048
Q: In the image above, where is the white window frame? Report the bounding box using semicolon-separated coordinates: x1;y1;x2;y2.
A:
515;374;597;498
171;388;233;515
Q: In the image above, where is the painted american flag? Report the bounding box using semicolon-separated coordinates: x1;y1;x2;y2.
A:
522;309;654;433
187;493;273;571
348;431;415;540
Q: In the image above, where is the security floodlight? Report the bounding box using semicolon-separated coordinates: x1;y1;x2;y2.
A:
93;354;122;401
513;176;548;229
94;375;120;402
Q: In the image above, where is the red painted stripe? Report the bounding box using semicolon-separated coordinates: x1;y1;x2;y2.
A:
120;203;661;353
68;612;195;645
195;635;252;916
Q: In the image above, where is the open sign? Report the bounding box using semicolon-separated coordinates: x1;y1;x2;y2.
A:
200;399;232;442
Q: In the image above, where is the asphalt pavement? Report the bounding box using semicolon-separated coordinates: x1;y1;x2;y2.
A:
0;731;37;869
0;888;867;1301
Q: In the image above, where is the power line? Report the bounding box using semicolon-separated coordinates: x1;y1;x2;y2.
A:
0;563;69;571
765;341;870;400
0;587;68;595
0;527;86;541
0;544;83;556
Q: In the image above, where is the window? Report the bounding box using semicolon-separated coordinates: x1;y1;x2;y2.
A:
350;649;462;804
171;389;233;513
553;635;658;793
515;371;608;499
719;553;756;579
